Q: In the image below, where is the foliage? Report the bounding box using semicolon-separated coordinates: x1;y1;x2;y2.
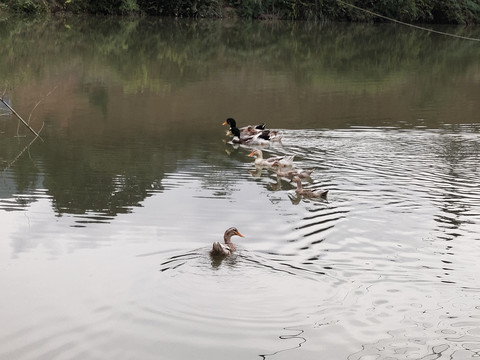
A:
0;0;480;23
1;0;48;13
431;0;480;24
63;0;140;14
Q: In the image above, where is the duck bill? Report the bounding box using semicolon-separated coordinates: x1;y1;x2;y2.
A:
236;231;245;238
248;151;255;157
222;121;228;126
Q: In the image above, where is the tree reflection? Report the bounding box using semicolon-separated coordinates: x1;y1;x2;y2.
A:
1;16;479;219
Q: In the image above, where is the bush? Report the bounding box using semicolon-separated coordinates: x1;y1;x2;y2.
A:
1;0;480;22
5;0;48;13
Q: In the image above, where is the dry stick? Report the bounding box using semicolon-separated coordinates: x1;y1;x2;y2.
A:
1;124;44;173
0;96;44;140
28;86;57;125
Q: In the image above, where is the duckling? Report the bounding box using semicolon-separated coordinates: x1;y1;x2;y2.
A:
248;149;294;168
275;162;313;180
211;227;245;256
293;176;328;198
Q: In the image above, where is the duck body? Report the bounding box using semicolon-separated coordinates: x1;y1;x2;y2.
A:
211;227;245;256
276;162;313;180
230;127;271;146
223;118;265;135
224;118;282;144
248;149;294;168
293;176;328;198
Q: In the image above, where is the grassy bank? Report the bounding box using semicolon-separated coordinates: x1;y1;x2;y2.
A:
1;0;480;23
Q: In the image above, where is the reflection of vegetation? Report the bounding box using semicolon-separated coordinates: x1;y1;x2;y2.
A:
2;17;479;95
41;139;165;215
1;17;479;218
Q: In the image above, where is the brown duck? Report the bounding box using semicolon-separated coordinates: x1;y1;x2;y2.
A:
211;227;245;256
293;176;328;198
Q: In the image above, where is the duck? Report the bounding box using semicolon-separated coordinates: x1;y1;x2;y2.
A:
248;149;294;168
293;176;328;198
275;162;313;180
223;118;265;135
229;126;271;146
211;227;245;256
224;118;282;143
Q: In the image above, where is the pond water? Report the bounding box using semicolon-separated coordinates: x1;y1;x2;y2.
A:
1;16;480;360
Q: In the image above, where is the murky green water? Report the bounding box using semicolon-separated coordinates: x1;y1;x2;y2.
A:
1;16;480;360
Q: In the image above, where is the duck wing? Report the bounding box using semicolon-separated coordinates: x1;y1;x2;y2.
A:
211;242;231;256
277;155;295;166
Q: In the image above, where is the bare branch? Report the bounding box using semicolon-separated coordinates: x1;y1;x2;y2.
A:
27;85;58;124
1;126;44;173
0;96;44;140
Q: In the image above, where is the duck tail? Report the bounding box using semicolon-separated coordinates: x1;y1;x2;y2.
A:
271;134;283;142
212;241;231;255
212;242;223;254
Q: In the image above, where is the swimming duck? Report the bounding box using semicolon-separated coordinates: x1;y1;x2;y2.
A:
230;127;271;145
293;176;328;198
248;149;294;168
224;118;282;143
223;118;265;135
275;162;313;180
211;227;245;256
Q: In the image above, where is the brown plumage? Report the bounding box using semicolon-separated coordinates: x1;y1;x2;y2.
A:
293;176;328;198
211;227;245;256
275;162;313;180
248;149;294;167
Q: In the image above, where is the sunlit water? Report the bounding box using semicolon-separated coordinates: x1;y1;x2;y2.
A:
1;17;480;360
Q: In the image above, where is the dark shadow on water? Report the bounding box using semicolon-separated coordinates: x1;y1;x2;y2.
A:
209;252;242;269
259;327;307;359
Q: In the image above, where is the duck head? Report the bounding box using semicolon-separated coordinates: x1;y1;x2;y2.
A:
224;227;244;243
248;149;262;159
222;118;237;128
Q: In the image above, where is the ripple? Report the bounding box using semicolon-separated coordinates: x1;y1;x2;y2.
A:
347;291;480;360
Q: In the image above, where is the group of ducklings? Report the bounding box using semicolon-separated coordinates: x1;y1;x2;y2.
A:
211;118;329;257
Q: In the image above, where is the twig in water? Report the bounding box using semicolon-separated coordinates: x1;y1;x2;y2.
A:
1;124;44;173
0;96;44;140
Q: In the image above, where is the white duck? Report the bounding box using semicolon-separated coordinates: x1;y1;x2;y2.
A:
248;149;294;167
210;227;245;256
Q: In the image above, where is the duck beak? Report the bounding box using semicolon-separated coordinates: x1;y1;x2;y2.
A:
222;121;228;126
236;231;245;238
248;151;255;157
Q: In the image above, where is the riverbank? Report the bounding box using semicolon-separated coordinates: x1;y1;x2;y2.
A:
1;0;480;24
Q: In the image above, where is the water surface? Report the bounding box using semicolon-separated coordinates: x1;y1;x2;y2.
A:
1;16;480;360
